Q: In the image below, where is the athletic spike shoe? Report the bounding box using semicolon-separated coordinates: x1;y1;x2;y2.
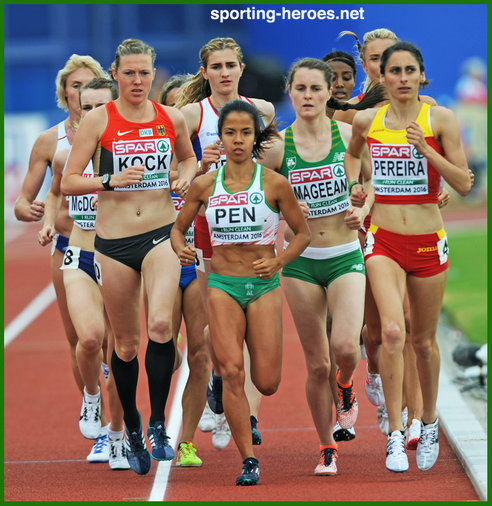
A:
212;413;231;450
333;421;356;442
207;370;224;414
125;422;152;475
86;431;110;463
336;371;358;429
198;402;216;432
147;421;175;461
109;437;131;470
365;368;385;406
386;430;409;473
250;416;262;445
176;441;203;467
405;418;421;450
79;388;102;439
236;457;260;486
314;447;338;475
416;418;439;471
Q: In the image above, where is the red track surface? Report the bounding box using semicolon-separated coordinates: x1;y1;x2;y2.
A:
4;219;482;501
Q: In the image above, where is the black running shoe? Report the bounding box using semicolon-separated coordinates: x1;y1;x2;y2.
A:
125;423;152;475
206;370;224;414
236;457;260;486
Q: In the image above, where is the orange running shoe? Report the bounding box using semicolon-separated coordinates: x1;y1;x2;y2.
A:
314;447;338;476
336;370;359;429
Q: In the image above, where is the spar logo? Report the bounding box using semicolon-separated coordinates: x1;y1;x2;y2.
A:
209;192;249;207
172;196;185;211
371;144;412;158
114;140;166;155
332;163;345;178
250;192;263;205
290;166;334;184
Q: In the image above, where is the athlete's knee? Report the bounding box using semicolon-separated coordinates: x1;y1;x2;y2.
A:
381;321;405;354
333;339;359;364
147;315;172;342
219;363;244;392
77;330;103;356
307;358;331;383
412;334;437;361
255;375;280;396
187;344;210;375
115;340;139;362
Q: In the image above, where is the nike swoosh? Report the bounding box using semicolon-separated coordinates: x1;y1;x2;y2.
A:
117;129;133;136
152;236;165;245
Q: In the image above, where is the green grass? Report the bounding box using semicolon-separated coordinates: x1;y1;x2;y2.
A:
443;227;487;346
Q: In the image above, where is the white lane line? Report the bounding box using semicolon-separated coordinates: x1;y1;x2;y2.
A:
4;283;56;347
148;348;188;502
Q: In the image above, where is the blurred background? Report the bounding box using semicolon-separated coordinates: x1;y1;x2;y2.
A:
4;2;487;220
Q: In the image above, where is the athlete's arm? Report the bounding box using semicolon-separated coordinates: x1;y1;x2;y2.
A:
61;107;144;195
167;106;198;196
14;127;57;222
407;106;471;196
171;173;211;264
38;148;68;246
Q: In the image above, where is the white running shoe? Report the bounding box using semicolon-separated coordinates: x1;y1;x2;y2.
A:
109;437;131;470
416;418;439;471
198;402;216;432
405;418;421;450
377;404;389;435
401;407;408;429
212;413;231;450
386;430;409;473
79;388;102;439
365;369;385;406
87;429;110;463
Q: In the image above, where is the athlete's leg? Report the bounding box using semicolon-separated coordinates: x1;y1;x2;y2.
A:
283;276;336;446
207;287;250;459
366;255;407;434
51;249;84;392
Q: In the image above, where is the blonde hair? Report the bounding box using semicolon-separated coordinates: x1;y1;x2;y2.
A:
55;54;106;111
175;37;243;108
111;38;157;74
339;28;398;92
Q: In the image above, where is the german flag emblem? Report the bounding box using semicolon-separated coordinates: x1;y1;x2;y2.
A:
157;125;165;136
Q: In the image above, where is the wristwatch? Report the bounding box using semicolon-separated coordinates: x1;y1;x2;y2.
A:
101;173;113;190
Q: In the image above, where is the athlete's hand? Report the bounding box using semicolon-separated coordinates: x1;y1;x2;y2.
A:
38;224;55;246
344;206;365;231
91;196;99;210
406;121;431;157
29;200;45;221
438;188;450;208
111;164;145;188
468;168;475;187
252;257;281;279
178;245;196;266
171;176;191;199
200;140;223;174
349;182;366;207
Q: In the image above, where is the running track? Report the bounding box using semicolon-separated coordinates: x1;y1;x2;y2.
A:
4;212;484;501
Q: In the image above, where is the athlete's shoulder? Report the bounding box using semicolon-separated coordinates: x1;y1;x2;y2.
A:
250;98;275;125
